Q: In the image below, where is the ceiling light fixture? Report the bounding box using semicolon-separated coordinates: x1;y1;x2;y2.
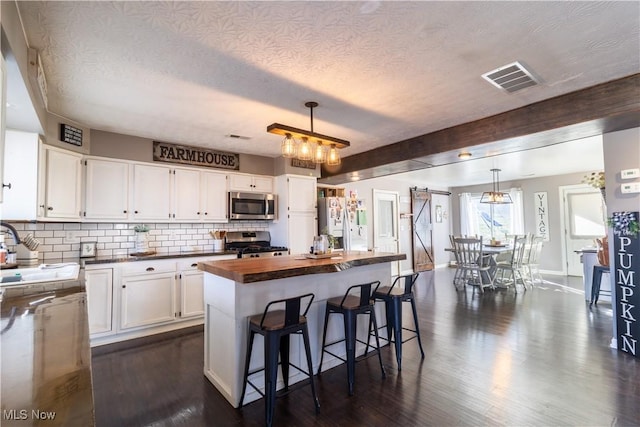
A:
458;152;472;160
268;101;349;165
480;168;513;204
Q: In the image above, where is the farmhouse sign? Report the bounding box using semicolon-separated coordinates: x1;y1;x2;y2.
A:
153;141;239;170
613;211;640;358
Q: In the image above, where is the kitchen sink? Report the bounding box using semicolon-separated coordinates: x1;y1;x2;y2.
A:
0;263;80;286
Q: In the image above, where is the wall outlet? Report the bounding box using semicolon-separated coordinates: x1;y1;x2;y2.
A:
621;168;640;179
63;230;81;244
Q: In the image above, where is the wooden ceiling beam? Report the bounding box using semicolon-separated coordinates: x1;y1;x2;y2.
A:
320;73;640;185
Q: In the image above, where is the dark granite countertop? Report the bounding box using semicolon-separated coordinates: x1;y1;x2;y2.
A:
199;251;406;284
0;278;94;426
83;250;236;266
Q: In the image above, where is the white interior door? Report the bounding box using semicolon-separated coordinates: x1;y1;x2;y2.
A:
561;185;606;276
373;189;400;276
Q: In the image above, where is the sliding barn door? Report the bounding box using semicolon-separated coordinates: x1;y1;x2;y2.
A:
411;188;434;272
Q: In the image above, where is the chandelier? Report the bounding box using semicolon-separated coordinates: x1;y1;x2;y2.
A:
267;101;349;166
480;168;513;204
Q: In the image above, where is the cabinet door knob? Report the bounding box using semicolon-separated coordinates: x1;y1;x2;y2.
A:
123;210;127;214
191;263;197;267
47;206;53;211
122;285;126;288
134;210;139;214
197;212;201;215
204;212;208;215
146;267;155;272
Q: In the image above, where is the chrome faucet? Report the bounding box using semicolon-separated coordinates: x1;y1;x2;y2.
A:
0;222;21;244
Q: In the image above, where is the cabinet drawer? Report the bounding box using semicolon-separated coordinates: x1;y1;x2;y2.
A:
121;260;175;276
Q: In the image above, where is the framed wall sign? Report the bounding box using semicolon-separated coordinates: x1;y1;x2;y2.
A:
80;241;97;258
60;123;83;146
534;192;549;241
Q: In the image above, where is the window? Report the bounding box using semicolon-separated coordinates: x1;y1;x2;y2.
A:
460;189;524;241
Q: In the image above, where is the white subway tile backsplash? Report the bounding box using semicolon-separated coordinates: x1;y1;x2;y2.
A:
6;221;268;260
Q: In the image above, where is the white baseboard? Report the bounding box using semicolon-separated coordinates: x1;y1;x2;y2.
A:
539;269;565;276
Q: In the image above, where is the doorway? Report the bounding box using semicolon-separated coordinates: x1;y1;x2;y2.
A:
560;185;606;276
373;189;400;276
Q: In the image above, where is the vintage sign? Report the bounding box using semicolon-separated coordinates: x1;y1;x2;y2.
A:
291;158;317;170
534;192;549;241
60;123;83;146
614;211;639;358
153;141;239;170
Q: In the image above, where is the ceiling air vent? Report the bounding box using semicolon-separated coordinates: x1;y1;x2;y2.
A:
482;61;539;93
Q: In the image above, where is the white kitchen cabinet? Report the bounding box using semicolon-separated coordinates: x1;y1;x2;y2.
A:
2;130;41;220
177;260;205;318
85;267;114;336
229;173;273;193
132;163;172;221
173;169;227;222
270;175;317;255
201;171;228;222
120;261;176;330
84;158;130;220
0;58;5;204
42;145;83;219
173;168;201;221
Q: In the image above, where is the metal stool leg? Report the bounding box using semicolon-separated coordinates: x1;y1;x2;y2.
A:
370;309;386;379
301;324;320;413
279;334;290;391
344;311;357;396
390;297;403;370
409;297;425;359
264;333;280;427
317;306;331;375
239;329;255;408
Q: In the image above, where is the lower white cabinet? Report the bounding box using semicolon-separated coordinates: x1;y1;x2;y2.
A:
178;260;205;318
85;267;114;336
87;254;237;346
120;270;176;330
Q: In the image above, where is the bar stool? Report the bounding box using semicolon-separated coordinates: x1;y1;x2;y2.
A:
590;265;611;306
317;281;386;396
369;273;425;370
239;293;320;427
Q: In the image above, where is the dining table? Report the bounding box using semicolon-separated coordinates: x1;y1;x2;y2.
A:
446;244;514;284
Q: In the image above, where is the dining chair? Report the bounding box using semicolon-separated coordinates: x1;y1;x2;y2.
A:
449;235;467;290
522;236;544;286
451;236;494;293
494;235;528;291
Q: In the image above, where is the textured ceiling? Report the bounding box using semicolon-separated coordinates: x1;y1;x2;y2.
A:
12;1;640;180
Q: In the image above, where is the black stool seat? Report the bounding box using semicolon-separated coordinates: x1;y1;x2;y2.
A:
318;281;386;396
590;265;611;306
369;273;425;371
240;293;320;427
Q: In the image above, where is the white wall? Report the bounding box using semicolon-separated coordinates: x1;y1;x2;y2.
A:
343;176;452;274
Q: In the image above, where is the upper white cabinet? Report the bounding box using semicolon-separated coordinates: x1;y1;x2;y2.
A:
173;168;228;222
229;173;273;193
84;158;130;220
132;164;172;221
288;175;318;212
201;171;228;221
173;168;202;221
2;130;41;221
42;145;82;220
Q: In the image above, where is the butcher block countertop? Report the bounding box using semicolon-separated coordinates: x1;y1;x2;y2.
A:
198;251;406;284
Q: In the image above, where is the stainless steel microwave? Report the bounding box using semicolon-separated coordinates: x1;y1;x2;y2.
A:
228;192;277;220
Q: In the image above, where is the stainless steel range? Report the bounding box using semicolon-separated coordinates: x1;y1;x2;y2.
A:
224;231;288;259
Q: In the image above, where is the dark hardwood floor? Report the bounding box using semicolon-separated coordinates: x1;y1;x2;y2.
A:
91;269;640;426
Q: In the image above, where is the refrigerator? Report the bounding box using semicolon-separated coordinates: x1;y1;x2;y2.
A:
344;196;368;251
317;197;346;249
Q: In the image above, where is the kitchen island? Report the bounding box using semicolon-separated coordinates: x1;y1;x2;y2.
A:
198;251;406;407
